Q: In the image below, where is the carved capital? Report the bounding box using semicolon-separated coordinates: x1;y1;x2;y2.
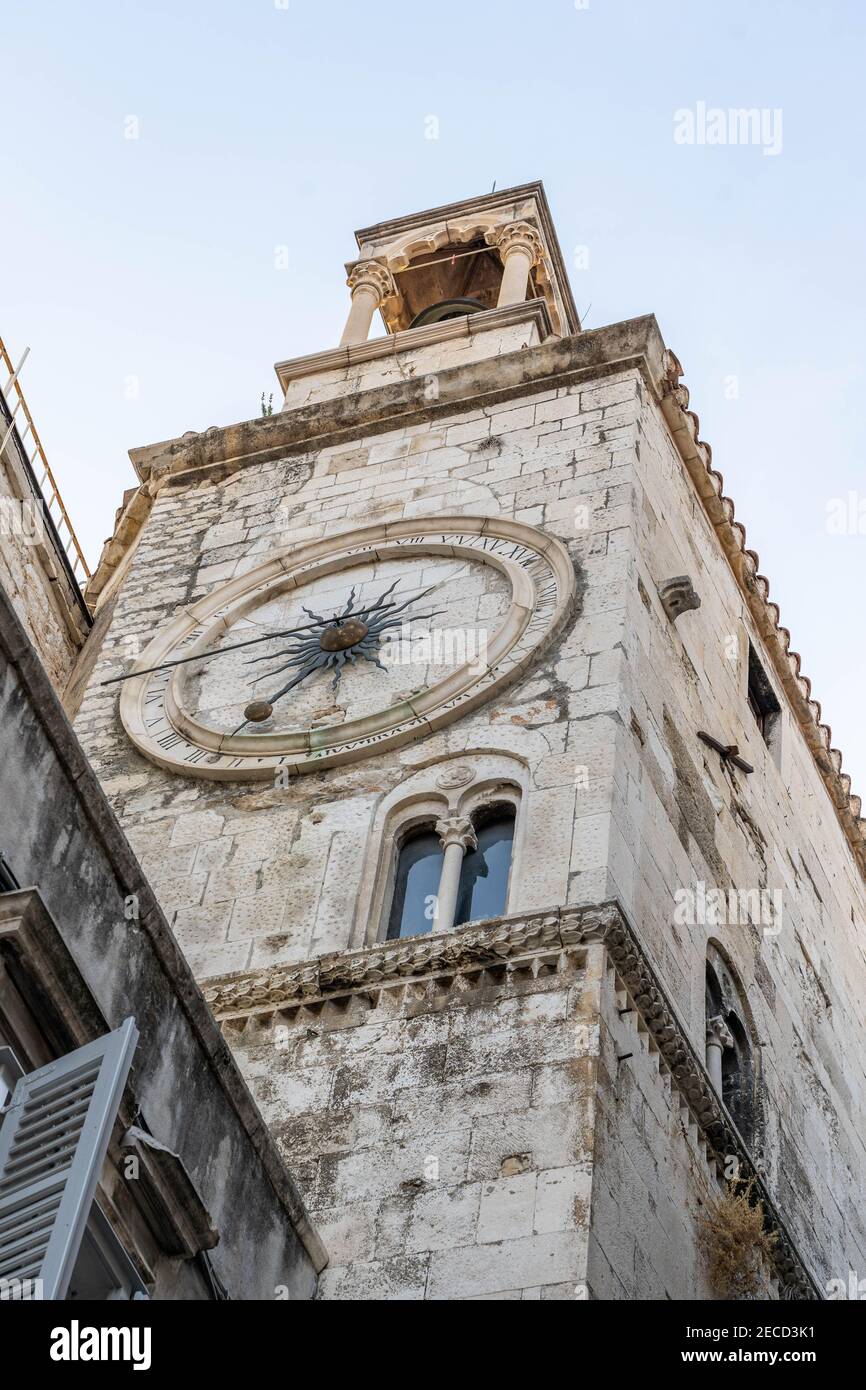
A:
706;1013;734;1051
657;574;701;622
435;814;477;853
486;220;544;267
346;260;397;305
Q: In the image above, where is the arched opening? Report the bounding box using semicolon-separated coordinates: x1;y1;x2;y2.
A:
384;801;517;941
705;955;756;1146
385;824;443;941
453;803;516;928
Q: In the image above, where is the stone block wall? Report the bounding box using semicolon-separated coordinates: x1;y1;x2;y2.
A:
605;389;866;1290
71;320;866;1297
281;316;544;409
588;959;727;1300
222;940;603;1299
73;368;640;977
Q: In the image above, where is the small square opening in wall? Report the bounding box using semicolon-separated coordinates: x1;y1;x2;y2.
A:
747;642;781;749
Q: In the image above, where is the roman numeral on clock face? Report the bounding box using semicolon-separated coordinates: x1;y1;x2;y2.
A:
156;731;185;751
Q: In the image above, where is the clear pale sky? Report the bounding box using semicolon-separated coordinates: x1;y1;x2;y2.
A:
4;0;865;792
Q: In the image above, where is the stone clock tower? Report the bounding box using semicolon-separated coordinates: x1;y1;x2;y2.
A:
74;183;866;1301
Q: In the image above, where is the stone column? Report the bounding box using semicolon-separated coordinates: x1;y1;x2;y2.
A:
339;261;396;346
433;815;478;934
487;221;544;309
706;1015;734;1094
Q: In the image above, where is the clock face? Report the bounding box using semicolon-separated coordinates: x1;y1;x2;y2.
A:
117;516;576;780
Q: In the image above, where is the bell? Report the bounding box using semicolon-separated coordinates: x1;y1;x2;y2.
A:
409;297;487;329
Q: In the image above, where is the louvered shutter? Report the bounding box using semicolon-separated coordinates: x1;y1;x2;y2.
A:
0;1017;138;1300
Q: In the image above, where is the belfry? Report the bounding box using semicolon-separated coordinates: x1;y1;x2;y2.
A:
69;181;866;1300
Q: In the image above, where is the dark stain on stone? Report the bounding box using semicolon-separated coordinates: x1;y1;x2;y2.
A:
753;947;776;1009
662;707;730;886
471;435;503;457
730;797;768;881
797;851;824;906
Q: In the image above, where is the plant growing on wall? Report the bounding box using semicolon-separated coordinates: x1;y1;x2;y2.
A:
261;392;274;417
699;1177;777;1298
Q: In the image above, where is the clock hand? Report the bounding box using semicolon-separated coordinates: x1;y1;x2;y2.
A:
231;660;324;734
99;595;412;686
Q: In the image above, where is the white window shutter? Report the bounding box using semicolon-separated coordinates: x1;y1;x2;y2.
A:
0;1018;138;1300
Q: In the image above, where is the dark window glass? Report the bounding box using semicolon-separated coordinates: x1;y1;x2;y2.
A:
705;962;755;1146
0;852;19;893
386;829;443;940
454;807;515;928
747;642;780;745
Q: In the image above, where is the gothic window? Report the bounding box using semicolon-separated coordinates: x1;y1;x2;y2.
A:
384;800;517;941
385;826;443;941
705;952;757;1147
453;805;516;928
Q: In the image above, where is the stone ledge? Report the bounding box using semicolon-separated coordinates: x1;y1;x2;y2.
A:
127;314;663;488
274;300;553;392
201;898;820;1301
201;902;615;1017
86;314;661;608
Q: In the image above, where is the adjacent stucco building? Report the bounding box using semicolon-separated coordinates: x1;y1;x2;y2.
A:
0;361;324;1300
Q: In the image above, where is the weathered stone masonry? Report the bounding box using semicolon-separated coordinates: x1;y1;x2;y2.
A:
71;185;866;1299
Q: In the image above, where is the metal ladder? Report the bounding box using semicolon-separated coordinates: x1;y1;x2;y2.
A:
0;336;91;582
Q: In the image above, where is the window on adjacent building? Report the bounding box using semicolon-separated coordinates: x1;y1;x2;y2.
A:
0;852;19;893
0;1019;140;1300
66;1203;149;1301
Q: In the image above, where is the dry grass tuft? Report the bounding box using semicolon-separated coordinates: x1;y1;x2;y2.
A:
699;1176;777;1299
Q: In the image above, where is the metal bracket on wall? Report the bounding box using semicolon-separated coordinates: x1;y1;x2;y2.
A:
697;730;754;775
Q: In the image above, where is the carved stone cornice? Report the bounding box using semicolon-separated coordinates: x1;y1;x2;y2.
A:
201;897;820;1300
203;904;605;1017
